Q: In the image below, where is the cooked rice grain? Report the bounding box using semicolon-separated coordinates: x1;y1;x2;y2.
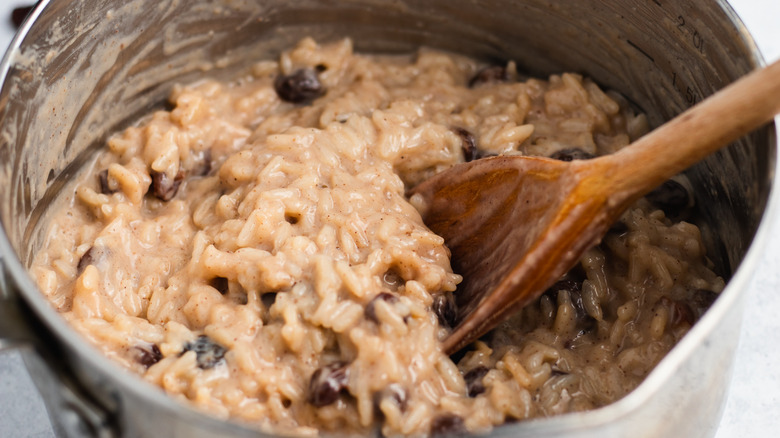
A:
31;38;724;436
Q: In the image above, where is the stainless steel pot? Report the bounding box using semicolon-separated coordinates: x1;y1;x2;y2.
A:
0;0;775;437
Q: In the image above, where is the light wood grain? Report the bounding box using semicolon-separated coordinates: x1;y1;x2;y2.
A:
411;59;780;354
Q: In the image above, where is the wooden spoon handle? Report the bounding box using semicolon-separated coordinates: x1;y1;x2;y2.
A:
594;59;780;205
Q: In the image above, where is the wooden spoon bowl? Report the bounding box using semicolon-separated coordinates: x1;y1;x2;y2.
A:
411;59;780;354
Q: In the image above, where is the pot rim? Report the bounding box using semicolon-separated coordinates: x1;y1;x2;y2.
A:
0;0;776;435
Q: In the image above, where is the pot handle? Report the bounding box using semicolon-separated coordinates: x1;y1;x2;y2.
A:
0;259;116;438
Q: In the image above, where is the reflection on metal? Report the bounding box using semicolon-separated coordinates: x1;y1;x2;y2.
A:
0;1;775;437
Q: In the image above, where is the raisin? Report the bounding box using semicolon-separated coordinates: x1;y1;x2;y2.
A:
645;179;691;218
453;127;478;162
181;335;226;370
308;362;351;407
134;344;162;368
284;213;299;224
551;365;569;376
77;246;109;274
365;292;399;324
98;169;117;194
11;4;36;28
469;65;509;88
549;148;595;162
464;366;489;397
149;170;184;201
432;293;458;328
209;277;229;295
430;414;468;437
274;68;325;103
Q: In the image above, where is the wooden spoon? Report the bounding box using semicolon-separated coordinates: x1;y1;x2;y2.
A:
410;59;780;354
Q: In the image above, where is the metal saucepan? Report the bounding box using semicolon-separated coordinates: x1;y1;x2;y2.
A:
0;0;775;436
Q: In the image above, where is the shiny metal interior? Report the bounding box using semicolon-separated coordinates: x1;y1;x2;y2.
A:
0;0;775;437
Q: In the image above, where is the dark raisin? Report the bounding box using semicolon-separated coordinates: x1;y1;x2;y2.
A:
284;213;300;224
432;293;458;328
645;179;691;218
149;170;184;201
98;169;117;194
430;414;468;437
181;335;227;370
365;292;399;324
209;277;229;295
464;366;489;397
314;64;327;72
308;362;351;407
469;65;509;88
453;127;478;162
549;148;596;162
274;68;325;103
77;246;109;274
11;4;36;28
134;344;163;368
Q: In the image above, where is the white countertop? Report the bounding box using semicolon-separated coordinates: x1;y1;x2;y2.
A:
0;1;778;437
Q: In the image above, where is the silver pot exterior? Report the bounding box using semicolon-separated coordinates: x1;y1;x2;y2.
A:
0;0;775;437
